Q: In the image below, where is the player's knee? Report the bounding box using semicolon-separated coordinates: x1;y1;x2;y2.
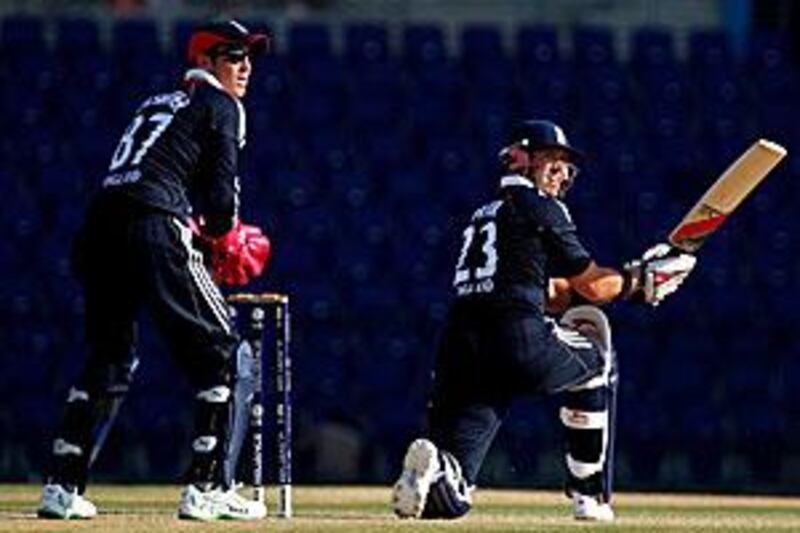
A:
561;306;615;391
422;451;474;519
560;305;612;353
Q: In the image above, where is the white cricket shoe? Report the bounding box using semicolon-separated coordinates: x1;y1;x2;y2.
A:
392;438;439;518
178;484;266;520
37;483;97;519
210;487;267;520
572;493;615;522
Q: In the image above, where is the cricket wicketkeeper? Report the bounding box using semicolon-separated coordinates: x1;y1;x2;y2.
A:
38;20;272;521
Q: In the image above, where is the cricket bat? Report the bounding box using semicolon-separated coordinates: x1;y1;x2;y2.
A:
668;139;787;253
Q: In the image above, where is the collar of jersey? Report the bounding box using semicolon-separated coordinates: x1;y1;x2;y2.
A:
500;175;534;189
183;68;247;148
184;68;225;91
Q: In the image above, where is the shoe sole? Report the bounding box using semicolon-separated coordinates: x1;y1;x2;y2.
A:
575;514;615;522
178;511;215;521
37;508;94;520
36;508;67;519
178;499;265;520
392;439;438;518
178;505;217;521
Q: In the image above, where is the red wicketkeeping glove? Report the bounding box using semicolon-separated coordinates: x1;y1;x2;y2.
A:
196;219;272;286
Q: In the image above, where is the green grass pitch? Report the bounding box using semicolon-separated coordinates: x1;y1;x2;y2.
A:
1;485;799;532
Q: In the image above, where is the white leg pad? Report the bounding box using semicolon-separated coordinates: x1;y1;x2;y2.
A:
560;306;613;391
560;407;608;430
560;305;612;352
567;454;605;479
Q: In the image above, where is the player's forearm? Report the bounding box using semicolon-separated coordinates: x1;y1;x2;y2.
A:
569;263;625;304
202;128;240;236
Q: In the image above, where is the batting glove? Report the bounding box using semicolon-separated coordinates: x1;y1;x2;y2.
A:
623;243;697;306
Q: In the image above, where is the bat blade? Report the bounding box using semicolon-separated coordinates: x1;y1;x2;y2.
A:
668;139;787;252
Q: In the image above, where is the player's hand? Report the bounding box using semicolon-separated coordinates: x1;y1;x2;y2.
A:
624;243;696;306
198;220;272;286
546;278;573;315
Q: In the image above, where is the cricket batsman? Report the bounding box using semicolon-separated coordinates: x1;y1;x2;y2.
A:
37;20;272;520
391;119;697;521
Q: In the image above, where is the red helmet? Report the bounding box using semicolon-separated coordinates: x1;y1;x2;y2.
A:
187;20;270;65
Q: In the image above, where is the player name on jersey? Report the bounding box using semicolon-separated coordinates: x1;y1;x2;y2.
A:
456;278;495;296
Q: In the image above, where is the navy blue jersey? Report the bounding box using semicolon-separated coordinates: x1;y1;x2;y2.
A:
452;175;592;310
99;70;243;236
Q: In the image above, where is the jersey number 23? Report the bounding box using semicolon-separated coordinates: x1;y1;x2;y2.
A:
453;219;498;287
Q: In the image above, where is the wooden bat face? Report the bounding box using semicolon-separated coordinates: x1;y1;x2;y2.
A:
668;139;787;252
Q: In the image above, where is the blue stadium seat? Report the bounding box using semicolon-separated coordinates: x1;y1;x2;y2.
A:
288;23;331;60
688;29;733;73
407;65;466;134
388;232;443;286
345;23;389;67
402;204;450;249
171;19;196;61
290;83;345;130
382;165;430;206
251;130;297;173
349;285;403;321
424;133;473;181
403;24;447;73
327;169;371;209
348;63;406;130
461;25;504;60
460;25;512;88
572;26;617;68
304;127;354;176
344;204;395;249
576;64;629;116
746;31;791;75
516;65;576;129
1;15;45;51
701;116;753;170
332;241;384;286
630;26;675;71
696;74;750;121
292;281;344;323
288;23;339;90
112;19;161;59
515;25;560;68
11;396;57;435
249;54;291;119
469;103;513;165
270;238;326;280
286;202;340;244
55;18;101;59
273;167;326;212
745;32;797;135
355;127;412;174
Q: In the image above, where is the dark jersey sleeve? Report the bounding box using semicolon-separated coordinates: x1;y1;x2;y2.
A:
529;195;592;277
198;88;241;236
